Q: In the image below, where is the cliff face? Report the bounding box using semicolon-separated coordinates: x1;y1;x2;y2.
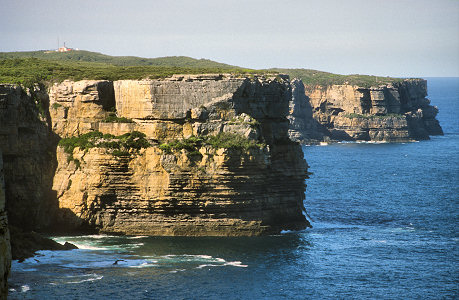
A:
50;75;309;235
49;80;115;137
288;79;443;143
0;84;58;230
0;151;11;299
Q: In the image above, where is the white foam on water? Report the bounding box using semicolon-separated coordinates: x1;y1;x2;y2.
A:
169;269;186;273
85;234;119;239
127;236;148;239
21;285;30;292
61;257;155;269
196;260;248;269
157;254;248;269
49;274;104;285
70;243;107;250
224;261;248;268
65;241;144;251
161;254;216;262
51;235;144;252
355;140;389;144
196;264;221;269
65;274;103;284
128;261;158;269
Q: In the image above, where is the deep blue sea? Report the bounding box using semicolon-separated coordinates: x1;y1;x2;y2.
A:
8;78;459;299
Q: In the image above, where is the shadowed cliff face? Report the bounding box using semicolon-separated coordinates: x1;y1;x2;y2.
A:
288;79;443;143
49;75;310;236
0;151;11;299
0;84;59;231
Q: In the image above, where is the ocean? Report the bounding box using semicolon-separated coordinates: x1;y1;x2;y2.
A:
8;77;459;299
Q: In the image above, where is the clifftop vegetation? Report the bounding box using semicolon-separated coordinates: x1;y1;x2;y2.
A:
273;68;408;88
0;50;237;68
0;50;410;87
0;57;253;86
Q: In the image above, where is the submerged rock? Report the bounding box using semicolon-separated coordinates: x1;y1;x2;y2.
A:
9;226;78;262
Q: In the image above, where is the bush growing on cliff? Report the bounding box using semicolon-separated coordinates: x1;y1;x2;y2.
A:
159;136;204;155
58;131;104;154
117;131;150;150
58;131;151;157
206;132;264;150
159;133;264;155
102;115;134;123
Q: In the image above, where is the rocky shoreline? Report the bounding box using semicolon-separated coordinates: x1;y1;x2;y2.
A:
0;74;443;297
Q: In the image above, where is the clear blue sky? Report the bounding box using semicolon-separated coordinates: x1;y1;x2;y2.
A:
1;0;458;77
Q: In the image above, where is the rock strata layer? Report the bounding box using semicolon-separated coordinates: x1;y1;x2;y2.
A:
0;75;309;239
51;75;309;236
288;79;443;143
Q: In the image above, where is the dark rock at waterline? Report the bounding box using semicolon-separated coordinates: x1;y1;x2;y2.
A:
9;226;78;261
63;241;78;250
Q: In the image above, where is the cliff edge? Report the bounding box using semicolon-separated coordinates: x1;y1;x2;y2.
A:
288;79;443;143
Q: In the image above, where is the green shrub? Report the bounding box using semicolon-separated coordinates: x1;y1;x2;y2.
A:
112;150;130;156
58;130;151;157
206;132;264;150
271;68;407;88
73;158;80;169
228;116;260;128
102;115;134;123
159;133;264;154
159;136;204;153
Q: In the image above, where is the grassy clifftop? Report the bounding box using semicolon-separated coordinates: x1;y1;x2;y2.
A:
273;68;406;87
0;50;409;87
0;50;237;68
0;57;253;85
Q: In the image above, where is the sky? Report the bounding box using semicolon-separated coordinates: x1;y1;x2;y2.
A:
1;0;458;77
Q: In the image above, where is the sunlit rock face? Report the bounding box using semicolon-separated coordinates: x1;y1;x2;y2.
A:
51;75;310;236
288;79;443;143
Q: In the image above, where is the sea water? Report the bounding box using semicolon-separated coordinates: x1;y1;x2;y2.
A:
8;78;458;299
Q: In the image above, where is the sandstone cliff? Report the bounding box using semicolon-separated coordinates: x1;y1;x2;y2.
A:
0;75;310;238
0;75;310;292
288;79;443;143
51;75;309;236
